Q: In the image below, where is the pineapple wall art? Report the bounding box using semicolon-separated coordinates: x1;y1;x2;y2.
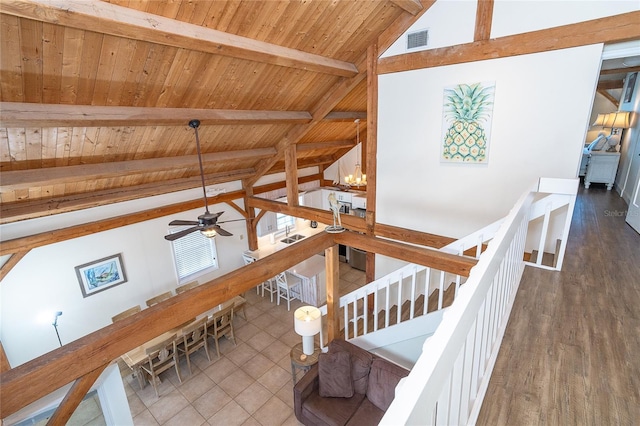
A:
441;81;495;163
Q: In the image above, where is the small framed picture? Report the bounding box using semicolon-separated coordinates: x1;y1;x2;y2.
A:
75;254;127;298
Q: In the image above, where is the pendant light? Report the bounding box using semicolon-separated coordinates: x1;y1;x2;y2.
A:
345;119;366;187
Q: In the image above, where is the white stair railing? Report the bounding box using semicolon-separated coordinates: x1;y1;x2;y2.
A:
380;177;578;425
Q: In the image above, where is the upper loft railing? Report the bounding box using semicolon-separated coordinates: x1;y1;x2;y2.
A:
379;177;578;425
317;178;577;357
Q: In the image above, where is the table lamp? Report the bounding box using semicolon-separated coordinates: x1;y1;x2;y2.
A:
294;306;322;355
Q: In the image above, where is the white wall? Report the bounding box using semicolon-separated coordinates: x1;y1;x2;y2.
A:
377;45;602;238
372;1;640;277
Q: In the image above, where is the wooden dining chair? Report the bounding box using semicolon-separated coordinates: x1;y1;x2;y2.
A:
111;305;141;323
175;280;199;294
140;333;182;397
206;304;236;358
231;295;247;321
276;271;303;311
145;291;173;307
177;318;210;375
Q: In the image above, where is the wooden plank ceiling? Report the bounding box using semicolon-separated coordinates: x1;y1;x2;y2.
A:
0;0;414;224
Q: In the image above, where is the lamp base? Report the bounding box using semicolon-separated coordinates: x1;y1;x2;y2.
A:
301;335;315;355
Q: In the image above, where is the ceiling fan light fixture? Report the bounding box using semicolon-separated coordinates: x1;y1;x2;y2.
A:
200;227;217;238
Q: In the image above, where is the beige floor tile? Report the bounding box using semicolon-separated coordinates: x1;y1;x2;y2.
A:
278;330;301;348
163;405;206;426
257;365;291;394
281;413;304;426
207;400;250;426
226;342;259;367
245;330;277;352
235;322;262;342
253;395;293;426
251;312;279;331
217;369;254;398
275;383;295;409
133;409;160;426
147;388;190;424
241;353;276;380
127;391;147;417
177;370;215;402
192;385;232;420
263;319;292;339
260;339;291;364
234;381;273;414
136;375;177;408
202;356;236;384
241;416;263;426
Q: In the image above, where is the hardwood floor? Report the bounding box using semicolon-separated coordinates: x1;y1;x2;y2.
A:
477;184;640;425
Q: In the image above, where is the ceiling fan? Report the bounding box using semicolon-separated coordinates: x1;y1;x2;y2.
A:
164;120;241;242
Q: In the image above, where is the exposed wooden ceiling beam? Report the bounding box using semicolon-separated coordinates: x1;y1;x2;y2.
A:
1;0;358;77
600;65;640;75
246;56;369;187
297;140;355;151
0;169;256;224
598;79;625;91
0;174;322;249
390;0;423;16
246;2;435;188
474;0;494;41
323;111;367;122
378;11;640;74
1;149;275;190
0;103;312;127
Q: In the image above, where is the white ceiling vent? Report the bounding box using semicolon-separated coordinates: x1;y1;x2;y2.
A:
407;29;429;50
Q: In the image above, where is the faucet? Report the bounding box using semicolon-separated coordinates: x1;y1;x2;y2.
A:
286;225;290;237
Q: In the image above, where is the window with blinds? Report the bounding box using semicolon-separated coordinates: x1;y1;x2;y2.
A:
276;213;295;231
170;228;219;282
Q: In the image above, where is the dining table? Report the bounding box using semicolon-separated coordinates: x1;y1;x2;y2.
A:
287;254;326;307
120;295;243;389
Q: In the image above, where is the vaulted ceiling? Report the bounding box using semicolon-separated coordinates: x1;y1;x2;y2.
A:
0;0;428;224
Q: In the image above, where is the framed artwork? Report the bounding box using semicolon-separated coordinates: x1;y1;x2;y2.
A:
441;81;495;163
75;253;127;298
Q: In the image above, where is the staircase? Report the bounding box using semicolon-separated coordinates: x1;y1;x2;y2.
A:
317;178;579;425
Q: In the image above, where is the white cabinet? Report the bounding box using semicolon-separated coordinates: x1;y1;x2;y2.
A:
584;152;621;190
352;194;366;210
257;212;277;237
303;190;323;209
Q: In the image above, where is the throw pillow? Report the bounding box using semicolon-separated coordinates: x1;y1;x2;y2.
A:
366;358;409;411
318;351;354;398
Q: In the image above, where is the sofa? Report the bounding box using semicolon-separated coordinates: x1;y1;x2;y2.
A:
293;339;409;426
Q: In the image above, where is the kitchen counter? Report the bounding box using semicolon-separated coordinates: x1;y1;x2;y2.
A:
244;224;326;260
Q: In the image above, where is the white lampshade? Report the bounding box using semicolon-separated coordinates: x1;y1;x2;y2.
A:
603;111;631;129
592;113;606;127
294;306;322;355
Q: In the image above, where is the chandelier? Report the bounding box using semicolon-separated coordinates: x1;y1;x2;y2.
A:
344;119;367;187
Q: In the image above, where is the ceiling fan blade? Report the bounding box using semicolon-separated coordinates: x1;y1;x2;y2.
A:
213;225;233;237
164;226;201;241
217;218;248;224
168;220;199;226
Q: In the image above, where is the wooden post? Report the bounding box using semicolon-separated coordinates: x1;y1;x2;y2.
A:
365;42;379;285
325;244;340;342
243;182;258;251
47;364;108;426
284;144;299;206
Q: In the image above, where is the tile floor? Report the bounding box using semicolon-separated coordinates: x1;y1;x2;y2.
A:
114;261;365;426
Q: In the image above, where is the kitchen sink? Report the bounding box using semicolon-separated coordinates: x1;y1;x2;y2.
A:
281;234;306;244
